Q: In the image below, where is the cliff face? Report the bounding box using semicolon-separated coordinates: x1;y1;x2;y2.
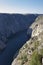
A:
31;15;43;37
27;15;43;37
0;14;38;51
12;15;43;65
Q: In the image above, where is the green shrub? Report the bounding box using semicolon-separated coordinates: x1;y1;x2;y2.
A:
30;50;41;65
34;41;39;49
25;44;28;48
21;54;28;65
40;48;43;56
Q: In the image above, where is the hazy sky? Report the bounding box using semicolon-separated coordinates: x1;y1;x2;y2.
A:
0;0;43;14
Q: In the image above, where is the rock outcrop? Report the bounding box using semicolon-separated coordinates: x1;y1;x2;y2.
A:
32;15;43;37
27;15;43;37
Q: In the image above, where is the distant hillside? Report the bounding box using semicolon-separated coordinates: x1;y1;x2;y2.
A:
0;14;38;51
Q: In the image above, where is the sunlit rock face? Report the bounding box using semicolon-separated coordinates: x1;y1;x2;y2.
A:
27;15;43;37
32;23;43;37
32;16;43;37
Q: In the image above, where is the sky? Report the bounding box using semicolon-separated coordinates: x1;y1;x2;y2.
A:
0;0;43;14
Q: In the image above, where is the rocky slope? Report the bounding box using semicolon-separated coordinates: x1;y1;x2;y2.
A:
12;15;43;65
0;14;38;52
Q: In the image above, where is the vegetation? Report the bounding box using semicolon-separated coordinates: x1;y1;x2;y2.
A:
34;41;39;49
40;48;43;56
21;54;28;65
25;44;28;48
12;31;43;65
30;50;42;65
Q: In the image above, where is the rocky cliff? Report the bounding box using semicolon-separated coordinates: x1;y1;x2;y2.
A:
12;15;43;65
